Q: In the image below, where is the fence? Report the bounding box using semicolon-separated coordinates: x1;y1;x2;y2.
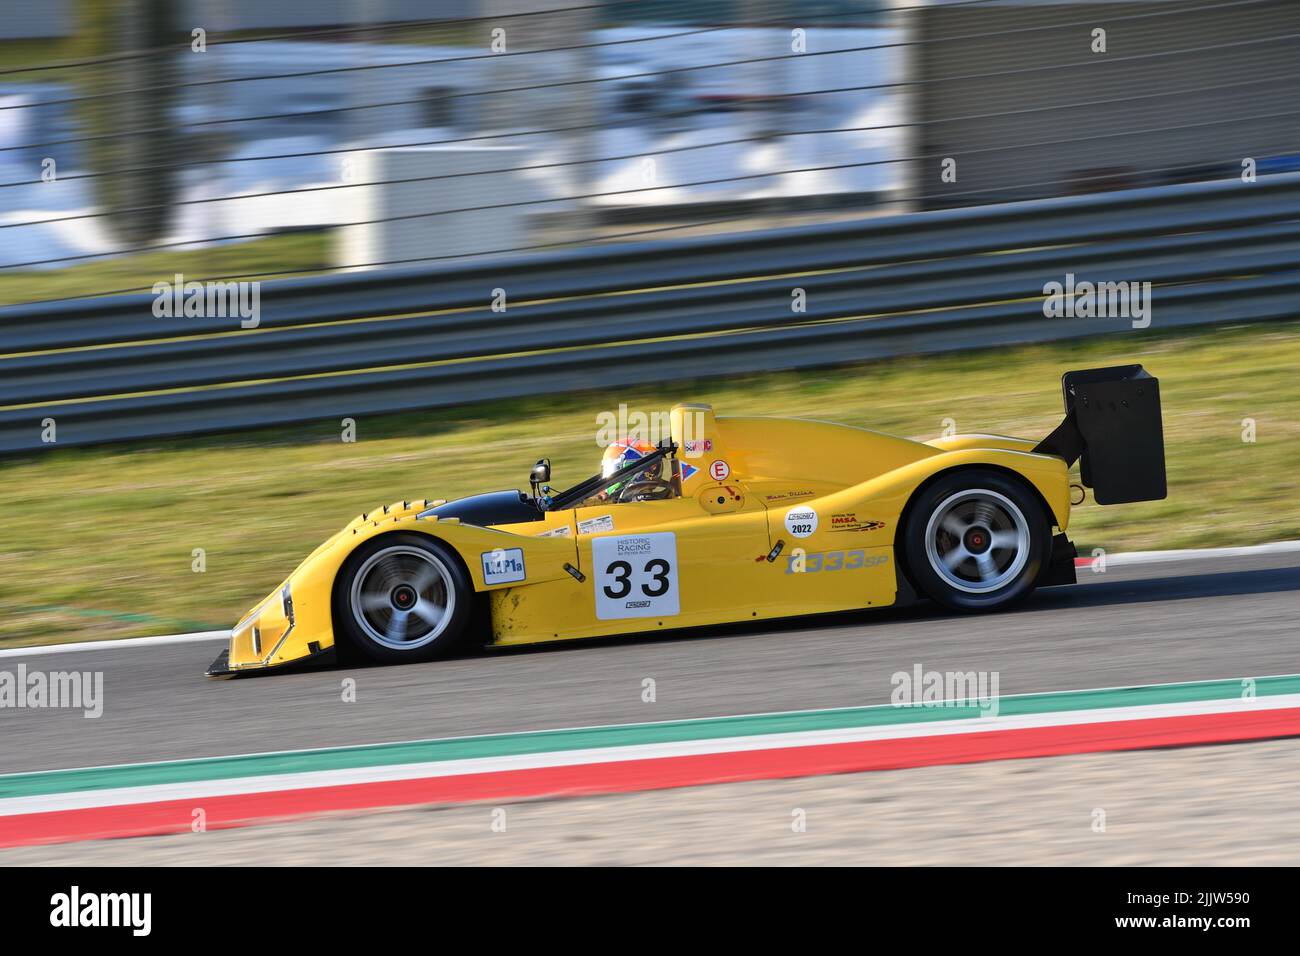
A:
1;172;1298;455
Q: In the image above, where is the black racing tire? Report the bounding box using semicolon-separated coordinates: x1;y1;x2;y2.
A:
332;533;474;664
902;469;1051;612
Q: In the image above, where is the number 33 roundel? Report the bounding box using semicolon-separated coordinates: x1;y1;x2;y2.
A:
592;533;680;620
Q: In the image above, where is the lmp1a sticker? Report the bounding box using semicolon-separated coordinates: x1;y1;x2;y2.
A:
592;532;680;620
536;525;572;538
481;547;526;584
784;505;818;538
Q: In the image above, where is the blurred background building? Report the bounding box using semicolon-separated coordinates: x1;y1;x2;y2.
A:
910;0;1300;208
0;0;1297;293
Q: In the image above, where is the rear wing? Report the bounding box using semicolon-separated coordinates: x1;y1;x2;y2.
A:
1033;365;1166;505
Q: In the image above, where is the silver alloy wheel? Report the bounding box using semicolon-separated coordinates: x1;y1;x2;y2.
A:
923;489;1030;594
348;545;456;650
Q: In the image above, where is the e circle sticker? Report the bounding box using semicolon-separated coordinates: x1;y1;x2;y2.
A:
709;459;730;481
785;506;818;538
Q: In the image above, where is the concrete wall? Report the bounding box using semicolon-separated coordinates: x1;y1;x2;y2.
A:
910;0;1300;207
335;145;530;269
0;0;73;38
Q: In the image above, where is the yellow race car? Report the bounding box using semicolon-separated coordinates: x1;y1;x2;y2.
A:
207;365;1165;677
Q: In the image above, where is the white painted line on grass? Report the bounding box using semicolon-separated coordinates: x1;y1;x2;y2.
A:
1081;539;1300;567
0;630;230;659
5;540;1299;659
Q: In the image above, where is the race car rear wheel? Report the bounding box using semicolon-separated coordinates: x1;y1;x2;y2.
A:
902;470;1050;612
334;534;473;664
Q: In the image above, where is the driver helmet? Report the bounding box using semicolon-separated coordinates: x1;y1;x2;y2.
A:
601;438;662;498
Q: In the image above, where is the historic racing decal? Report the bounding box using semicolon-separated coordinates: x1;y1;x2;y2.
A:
593;532;680;620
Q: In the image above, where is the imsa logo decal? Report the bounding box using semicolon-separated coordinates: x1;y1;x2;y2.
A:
828;512;887;533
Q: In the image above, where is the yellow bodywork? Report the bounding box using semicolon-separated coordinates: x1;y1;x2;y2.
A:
222;404;1070;672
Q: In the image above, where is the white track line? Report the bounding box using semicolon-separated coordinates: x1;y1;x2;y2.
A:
5;693;1297;817
5;539;1299;659
1087;539;1300;567
0;630;229;659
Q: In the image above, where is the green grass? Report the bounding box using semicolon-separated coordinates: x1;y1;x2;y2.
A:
0;38;80;82
0;231;331;306
2;319;1297;646
0;23;479;83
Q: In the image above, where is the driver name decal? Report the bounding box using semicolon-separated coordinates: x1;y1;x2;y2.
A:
593;532;680;620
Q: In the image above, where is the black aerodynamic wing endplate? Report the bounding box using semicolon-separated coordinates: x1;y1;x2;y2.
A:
1034;365;1167;505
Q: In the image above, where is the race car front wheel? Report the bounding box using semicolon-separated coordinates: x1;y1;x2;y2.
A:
902;470;1050;612
334;533;473;664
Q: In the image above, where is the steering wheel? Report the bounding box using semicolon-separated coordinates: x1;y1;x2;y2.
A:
616;479;676;503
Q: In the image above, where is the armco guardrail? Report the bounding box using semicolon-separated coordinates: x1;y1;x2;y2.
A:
2;174;1299;455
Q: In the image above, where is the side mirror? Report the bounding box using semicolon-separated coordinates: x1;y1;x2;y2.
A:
530;458;551;498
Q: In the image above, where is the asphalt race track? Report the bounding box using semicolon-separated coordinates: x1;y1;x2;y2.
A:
4;551;1298;775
